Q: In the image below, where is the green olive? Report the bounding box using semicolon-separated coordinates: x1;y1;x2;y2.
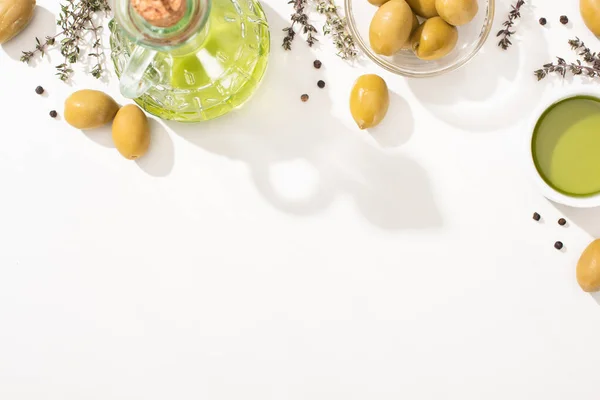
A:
369;0;414;56
577;239;600;292
112;104;150;160
64;90;120;130
406;0;438;18
436;0;478;26
401;13;420;49
0;0;36;44
368;0;390;6
411;17;458;60
350;74;390;130
581;0;600;36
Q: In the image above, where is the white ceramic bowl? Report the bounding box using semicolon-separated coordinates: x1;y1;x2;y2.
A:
525;88;600;208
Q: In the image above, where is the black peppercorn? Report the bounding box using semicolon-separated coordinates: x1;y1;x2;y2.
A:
558;218;567;226
560;15;568;25
533;212;541;221
35;86;44;95
554;241;564;250
301;94;309;102
49;110;57;118
313;60;322;69
317;80;325;89
539;17;547;26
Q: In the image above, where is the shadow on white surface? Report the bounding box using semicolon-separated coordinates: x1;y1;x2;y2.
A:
552;203;600;239
165;4;440;229
136;119;175;177
406;5;549;132
367;92;414;148
82;124;115;148
590;292;600;308
2;6;56;64
80;119;174;176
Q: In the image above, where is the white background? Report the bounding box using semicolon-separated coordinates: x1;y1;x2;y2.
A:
2;0;600;398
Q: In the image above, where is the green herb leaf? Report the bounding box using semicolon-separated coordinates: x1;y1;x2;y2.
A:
21;0;110;81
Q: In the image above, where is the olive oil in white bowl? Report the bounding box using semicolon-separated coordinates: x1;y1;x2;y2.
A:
527;91;600;208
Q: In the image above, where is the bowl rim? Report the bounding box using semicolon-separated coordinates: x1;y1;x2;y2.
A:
524;87;600;208
345;0;495;78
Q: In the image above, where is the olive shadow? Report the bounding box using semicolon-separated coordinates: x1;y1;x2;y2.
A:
82;124;116;149
80;117;175;176
591;292;600;308
2;6;57;64
405;3;550;132
164;3;440;229
367;92;414;148
136;119;175;177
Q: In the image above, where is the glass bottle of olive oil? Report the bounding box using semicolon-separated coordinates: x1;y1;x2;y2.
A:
109;0;270;122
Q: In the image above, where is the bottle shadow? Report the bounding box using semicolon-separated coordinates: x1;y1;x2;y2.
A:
405;4;550;132
163;4;441;230
2;6;57;63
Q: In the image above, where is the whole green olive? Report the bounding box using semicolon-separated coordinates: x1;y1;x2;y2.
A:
0;0;36;44
350;74;390;130
406;0;438;18
411;16;458;60
436;0;478;26
64;90;120;130
369;0;414;56
112;104;150;160
581;0;600;36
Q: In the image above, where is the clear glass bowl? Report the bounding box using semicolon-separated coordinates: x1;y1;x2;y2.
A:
345;0;494;77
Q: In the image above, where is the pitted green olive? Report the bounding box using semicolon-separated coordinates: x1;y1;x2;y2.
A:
350;74;390;130
0;0;36;44
581;0;600;36
436;0;478;26
369;0;414;56
406;0;437;18
368;0;390;6
577;239;600;292
112;105;150;160
411;17;458;60
64;90;120;130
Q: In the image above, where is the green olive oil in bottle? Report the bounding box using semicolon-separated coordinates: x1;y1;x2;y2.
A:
109;0;270;122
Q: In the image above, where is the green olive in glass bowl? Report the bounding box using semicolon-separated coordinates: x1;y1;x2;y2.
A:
345;0;494;77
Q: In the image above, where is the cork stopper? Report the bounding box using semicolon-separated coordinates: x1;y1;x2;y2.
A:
131;0;187;28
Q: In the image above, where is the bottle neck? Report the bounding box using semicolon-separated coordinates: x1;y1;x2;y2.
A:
116;0;211;51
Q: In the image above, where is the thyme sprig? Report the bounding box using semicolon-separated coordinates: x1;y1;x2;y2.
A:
316;1;357;60
282;0;356;60
283;0;318;50
534;58;600;80
20;0;111;81
497;0;525;50
568;37;600;67
534;38;600;80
